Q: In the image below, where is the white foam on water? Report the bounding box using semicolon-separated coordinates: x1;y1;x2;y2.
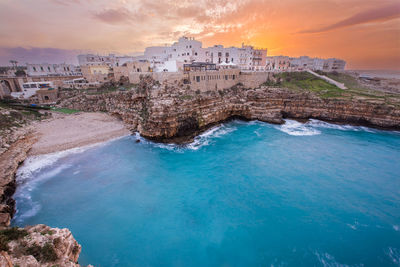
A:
314;251;362;267
393;225;399;232
276;119;321;136
386;247;400;265
13;163;72;222
13;135;129;223
134;123;237;151
187;124;237;150
306;119;377;132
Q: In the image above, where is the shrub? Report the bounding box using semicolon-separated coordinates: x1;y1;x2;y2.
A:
0;227;28;251
26;243;58;263
0;227;28;242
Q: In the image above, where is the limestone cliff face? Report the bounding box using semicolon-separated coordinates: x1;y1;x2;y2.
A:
0;225;84;267
0;130;36;227
59;79;400;143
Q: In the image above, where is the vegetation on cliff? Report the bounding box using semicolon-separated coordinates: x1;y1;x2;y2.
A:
263;71;344;98
264;72;400;107
0;225;83;266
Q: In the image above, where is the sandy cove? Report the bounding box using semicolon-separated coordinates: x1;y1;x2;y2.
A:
0;111;130;227
30;112;131;156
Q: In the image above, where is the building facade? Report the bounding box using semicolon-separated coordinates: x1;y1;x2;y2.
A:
26;63;81;77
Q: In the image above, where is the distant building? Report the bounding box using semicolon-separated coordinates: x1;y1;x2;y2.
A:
265;56;291;71
26;63;81;77
265;56;346;72
80;65;112;84
113;61;152;82
77;54;137;67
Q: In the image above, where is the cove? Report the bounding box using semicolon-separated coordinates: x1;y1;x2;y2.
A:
12;120;400;267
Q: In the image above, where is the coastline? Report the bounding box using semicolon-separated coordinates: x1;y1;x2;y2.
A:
0;111;131;227
29;112;131;156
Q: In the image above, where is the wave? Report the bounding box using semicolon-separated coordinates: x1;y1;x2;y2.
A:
16;135;127;185
306;119;377;133
276;120;321;136
314;251;365;267
276;119;398;136
13;135;128;223
134;123;237;151
386;247;400;266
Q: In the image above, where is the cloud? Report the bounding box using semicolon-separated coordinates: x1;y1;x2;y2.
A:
52;0;82;6
93;7;134;24
299;3;400;33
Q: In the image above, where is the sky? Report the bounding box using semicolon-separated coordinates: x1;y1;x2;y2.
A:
0;0;399;69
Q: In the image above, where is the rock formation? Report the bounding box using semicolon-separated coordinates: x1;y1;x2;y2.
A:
59;76;400;143
0;129;36;226
0;225;84;267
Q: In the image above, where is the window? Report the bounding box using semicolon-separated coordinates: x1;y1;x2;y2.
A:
196;76;200;82
226;53;229;57
33;67;36;71
195;52;197;56
44;96;49;100
48;67;51;71
40;67;44;71
218;52;222;57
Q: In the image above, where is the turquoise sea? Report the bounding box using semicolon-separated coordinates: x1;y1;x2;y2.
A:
12;119;400;267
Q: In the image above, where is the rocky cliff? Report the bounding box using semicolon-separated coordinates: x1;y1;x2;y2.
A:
59;77;400;143
0;225;84;267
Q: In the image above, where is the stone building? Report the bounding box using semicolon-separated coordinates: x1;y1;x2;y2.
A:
113;61;152;82
265;56;291;71
26;63;81;77
80;65;112;84
36;88;58;104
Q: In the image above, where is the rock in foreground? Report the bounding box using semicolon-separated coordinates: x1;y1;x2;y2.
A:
0;225;86;267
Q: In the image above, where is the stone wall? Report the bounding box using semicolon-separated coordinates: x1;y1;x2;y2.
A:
187;69;240;92
239;71;271;88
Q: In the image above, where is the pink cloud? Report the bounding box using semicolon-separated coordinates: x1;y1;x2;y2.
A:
299;2;400;33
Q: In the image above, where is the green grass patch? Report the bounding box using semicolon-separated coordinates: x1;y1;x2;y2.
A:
51;107;80;114
264;72;345;99
317;71;400;106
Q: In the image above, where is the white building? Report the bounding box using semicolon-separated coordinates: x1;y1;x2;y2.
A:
265;56;291;71
142;37;268;72
26;63;81;77
267;56;347;72
78;54;137;67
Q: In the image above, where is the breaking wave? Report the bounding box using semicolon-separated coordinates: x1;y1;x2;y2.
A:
307;119;376;132
276;120;321;136
134;123;237;151
13;136;127;223
275;119;396;136
385;247;400;266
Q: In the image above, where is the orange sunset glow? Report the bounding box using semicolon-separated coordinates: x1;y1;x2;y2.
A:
0;0;399;69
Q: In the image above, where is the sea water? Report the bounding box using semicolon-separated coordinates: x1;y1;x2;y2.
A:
12;120;400;267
